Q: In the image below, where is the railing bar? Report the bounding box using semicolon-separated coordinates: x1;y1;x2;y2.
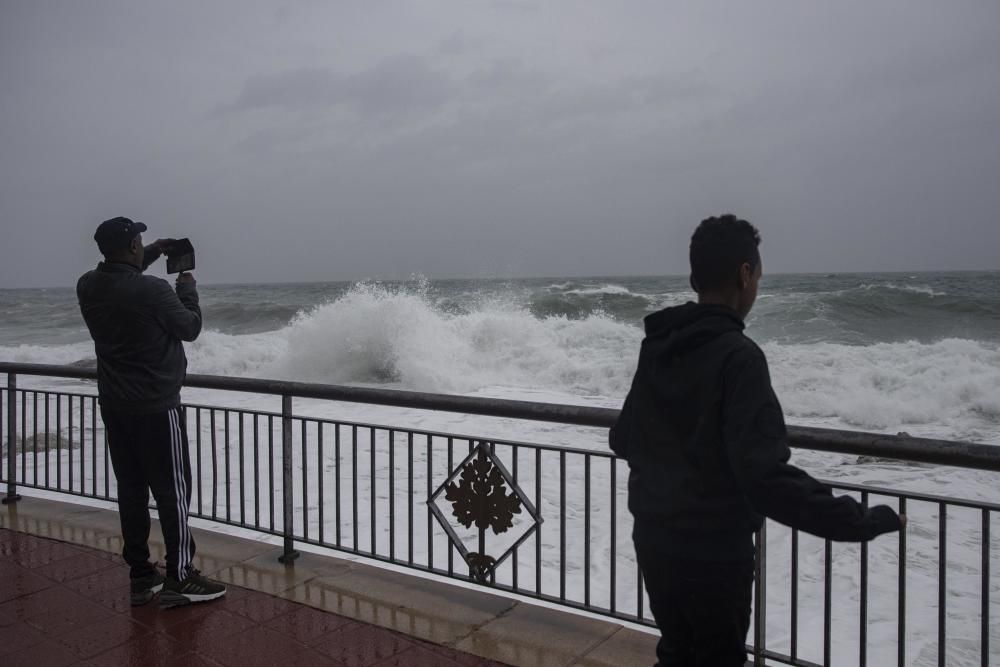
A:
939;502;946;667
280;395;296;561
211;410;218;520
536;447;542;596
426;433;433;569
370;427;376;556
352;425;358;551
861;491;869;667
103;398;109;499
301;419;308;541
584;454;591;607
239;413;246;525
829;480;1000;511
318;422;324;545
44;393;51;489
448;437;454;576
982;509;990;667
407;431;413;565
753;526;765;665
78;396;85;495
225;410;233;522
559;449;566;601
56;394;62;490
610;457;617;615
253;414;260;528
637;566;645;623
824;538;832;667
512;444;519;591
196;408;202;515
898;497;907;667
3;362;998;464
335;423;342;548
66;391;71;492
389;429;396;561
268;414;275;531
91;395;97;497
791;528;799;661
489;440;497;587
32;391;38;486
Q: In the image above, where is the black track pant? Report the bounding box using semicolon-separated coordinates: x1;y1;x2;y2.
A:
633;525;754;667
102;406;195;581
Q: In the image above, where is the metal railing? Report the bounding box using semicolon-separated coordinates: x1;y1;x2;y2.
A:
1;362;998;666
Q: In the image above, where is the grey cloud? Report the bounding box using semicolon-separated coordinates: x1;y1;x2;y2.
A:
229;55;454;115
1;1;998;288
437;32;467;56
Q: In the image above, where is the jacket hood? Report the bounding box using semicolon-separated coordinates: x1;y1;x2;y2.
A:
642;302;745;357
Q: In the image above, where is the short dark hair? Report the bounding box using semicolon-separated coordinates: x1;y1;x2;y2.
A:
689;214;761;292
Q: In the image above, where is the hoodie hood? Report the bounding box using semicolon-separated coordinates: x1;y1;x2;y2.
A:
642;302;745;358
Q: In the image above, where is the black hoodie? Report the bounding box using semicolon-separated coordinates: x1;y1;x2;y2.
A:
610;302;900;561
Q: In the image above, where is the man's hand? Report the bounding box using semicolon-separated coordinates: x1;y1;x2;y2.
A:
151;238;176;251
176;272;196;285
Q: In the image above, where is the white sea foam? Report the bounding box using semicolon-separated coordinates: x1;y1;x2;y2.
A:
0;341;95;366
859;282;948;297
764;338;1000;443
562;284;636;296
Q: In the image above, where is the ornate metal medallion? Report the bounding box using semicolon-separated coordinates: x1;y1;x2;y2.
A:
428;441;542;582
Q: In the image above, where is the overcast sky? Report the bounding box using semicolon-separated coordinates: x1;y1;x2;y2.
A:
1;1;998;288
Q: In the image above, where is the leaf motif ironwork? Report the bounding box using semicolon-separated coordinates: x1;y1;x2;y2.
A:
444;447;522;535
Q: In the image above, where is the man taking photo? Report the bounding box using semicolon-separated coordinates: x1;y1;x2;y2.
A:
78;216;226;608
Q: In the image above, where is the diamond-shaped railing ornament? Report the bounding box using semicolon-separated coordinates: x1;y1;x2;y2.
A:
428;441;542;583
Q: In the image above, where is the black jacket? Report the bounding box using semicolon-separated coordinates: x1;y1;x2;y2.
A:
610;302;900;561
77;247;201;414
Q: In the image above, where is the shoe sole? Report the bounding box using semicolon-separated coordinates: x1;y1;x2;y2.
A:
159;588;227;609
130;582;164;607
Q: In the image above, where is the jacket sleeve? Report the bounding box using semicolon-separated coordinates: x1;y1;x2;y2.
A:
609;389;634;458
148;278;202;342
142;245;163;271
722;348;901;542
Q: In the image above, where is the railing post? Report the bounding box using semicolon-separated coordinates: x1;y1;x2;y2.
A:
278;394;299;563
3;373;22;504
753;522;766;666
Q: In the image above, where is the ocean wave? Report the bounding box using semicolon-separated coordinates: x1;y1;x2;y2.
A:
562;284;636;296
201;302;303;334
764;338;1000;442
251;282;641;396
858;283;947;297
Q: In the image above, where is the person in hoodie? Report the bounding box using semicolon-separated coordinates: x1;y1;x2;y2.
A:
78;217;226;609
610;214;903;667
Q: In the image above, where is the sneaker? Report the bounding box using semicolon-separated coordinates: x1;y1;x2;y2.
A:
130;571;166;607
159;569;227;609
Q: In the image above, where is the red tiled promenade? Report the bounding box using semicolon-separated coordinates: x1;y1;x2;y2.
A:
0;527;506;666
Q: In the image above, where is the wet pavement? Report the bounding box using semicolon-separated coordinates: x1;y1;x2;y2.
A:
0;527;506;666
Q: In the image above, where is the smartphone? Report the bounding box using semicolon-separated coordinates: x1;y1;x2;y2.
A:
164;238;195;274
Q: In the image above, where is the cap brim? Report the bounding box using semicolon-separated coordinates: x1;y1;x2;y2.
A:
134;221;148;233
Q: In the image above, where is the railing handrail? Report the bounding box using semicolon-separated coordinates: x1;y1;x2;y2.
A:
3;361;999;472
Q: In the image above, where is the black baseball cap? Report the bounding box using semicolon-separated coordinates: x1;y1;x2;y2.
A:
94;216;147;253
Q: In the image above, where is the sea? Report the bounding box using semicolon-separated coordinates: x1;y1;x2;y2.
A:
2;271;999;665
